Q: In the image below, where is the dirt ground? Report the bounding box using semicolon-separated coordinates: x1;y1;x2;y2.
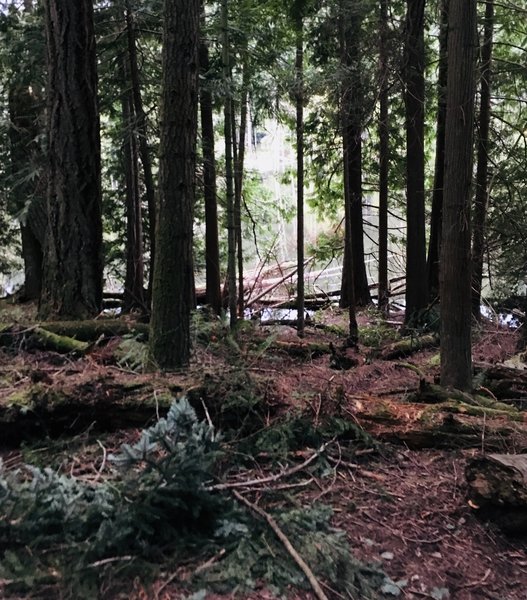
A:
1;305;527;599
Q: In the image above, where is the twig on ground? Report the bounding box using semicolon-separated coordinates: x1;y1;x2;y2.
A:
233;490;329;600
201;398;213;428
87;555;133;568
207;440;332;491
94;440;107;482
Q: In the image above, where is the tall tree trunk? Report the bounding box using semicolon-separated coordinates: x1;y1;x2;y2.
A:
8;84;43;301
231;79;247;319
472;0;494;319
340;7;371;309
222;0;237;329
404;0;428;323
339;4;358;342
199;40;222;315
120;57;145;313
124;0;156;305
295;14;305;337
427;0;449;300
7;0;43;302
378;0;389;315
440;0;477;390
235;62;248;318
149;0;199;368
40;0;103;320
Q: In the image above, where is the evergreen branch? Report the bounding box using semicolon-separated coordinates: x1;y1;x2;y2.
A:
232;490;329;600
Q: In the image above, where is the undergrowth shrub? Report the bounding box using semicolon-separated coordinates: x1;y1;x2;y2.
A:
203;504;385;599
193;369;270;438
0;397;385;599
242;411;378;460
0;398;230;597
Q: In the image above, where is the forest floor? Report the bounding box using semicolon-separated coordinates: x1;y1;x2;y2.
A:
1;300;527;599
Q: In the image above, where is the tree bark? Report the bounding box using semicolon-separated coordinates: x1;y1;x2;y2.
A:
235;65;248;318
124;0;156;305
472;0;494;319
120;56;145;313
339;3;359;342
8;84;44;302
295;15;305;337
427;0;449;300
231;86;246;319
378;0;390;315
440;0;477;390
222;0;237;329
149;0;199;368
340;6;371;310
199;40;222;315
40;0;103;320
404;0;428;323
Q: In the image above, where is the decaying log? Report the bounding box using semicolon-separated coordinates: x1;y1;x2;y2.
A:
0;379;163;446
408;381;523;420
379;334;438;360
32;326;90;354
466;454;527;534
352;394;527;450
0;320;150;353
39;319;149;341
474;361;527;406
272;340;331;359
0;324;90;354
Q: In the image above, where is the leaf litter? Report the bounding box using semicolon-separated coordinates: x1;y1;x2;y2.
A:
0;305;526;599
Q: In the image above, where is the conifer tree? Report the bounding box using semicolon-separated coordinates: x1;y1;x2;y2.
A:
149;0;200;368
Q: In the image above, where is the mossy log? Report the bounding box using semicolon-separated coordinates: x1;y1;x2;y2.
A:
466;454;527;534
0;324;89;354
272;340;331;359
33;326;90;353
379;334;438;360
0;320;150;354
364;407;524;450
39;319;149;341
0;380;165;446
408;381;523;420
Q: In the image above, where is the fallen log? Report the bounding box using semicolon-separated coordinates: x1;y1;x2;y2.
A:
379;334;438;360
466;454;527;534
0;320;150;355
0;380;164;447
32;326;89;354
40;319;149;341
350;395;527;450
408;381;523;420
0;324;90;354
271;340;331;359
474;361;527;405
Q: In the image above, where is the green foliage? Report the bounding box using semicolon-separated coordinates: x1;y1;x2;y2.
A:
203;504;386;598
0;398;229;597
359;316;400;348
244;409;377;460
196;368;269;438
307;228;344;265
0;394;386;599
114;333;150;372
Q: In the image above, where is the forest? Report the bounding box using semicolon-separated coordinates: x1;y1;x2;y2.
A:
1;0;527;598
